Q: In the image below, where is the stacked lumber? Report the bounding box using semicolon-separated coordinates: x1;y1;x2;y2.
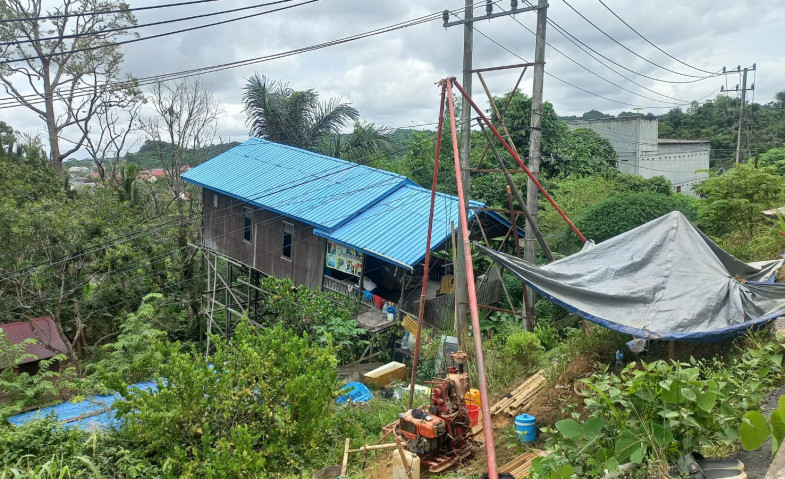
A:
499;450;547;479
489;370;546;416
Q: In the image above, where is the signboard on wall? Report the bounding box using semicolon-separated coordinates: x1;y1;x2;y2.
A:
326;241;363;276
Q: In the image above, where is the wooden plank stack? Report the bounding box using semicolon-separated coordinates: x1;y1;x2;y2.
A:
489;370;546;417
498;450;547;478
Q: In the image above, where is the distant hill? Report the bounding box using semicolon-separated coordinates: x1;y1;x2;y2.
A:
123;140;242;169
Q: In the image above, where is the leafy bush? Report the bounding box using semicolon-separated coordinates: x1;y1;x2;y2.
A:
504;331;542;370
257;277;368;363
0;333;77;420
574;191;698;243
112;319;340;476
0;419;90;467
532;336;785;478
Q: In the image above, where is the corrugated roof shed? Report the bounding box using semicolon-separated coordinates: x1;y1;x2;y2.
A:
182;139;516;270
182;138;409;231
0;317;69;367
6;382;157;431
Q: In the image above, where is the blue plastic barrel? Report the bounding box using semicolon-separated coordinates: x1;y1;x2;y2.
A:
386;306;398;320
515;414;537;443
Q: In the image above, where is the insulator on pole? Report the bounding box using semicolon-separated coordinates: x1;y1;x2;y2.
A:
486;0;493;15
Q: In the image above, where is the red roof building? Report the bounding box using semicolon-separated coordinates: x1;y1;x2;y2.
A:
0;317;69;368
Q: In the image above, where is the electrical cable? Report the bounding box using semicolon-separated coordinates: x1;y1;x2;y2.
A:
561;0;715;79
0;1;295;47
0;4;460;109
468;19;714;109
0;0;218;24
1;0;319;65
504;12;686;105
595;0;717;75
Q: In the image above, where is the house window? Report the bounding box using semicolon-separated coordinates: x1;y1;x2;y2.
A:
676;186;682;193
243;208;252;243
213;193;218;208
282;222;293;259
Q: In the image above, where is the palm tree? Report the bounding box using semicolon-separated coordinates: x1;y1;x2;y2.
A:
319;121;393;164
242;74;359;152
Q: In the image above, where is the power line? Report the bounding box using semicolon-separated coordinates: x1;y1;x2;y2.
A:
521;0;719;85
0;1;295;48
561;0;715;79
0;5;455;109
0;0;218;24
595;0;717;75
501;8;687;105
468;19;714;110
1;0;318;65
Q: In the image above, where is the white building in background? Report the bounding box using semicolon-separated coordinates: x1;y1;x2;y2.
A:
567;116;709;195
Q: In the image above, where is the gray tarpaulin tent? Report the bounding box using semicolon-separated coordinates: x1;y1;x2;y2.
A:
480;211;785;341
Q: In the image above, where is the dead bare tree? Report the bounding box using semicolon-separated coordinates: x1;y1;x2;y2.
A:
80;92;144;184
0;0;138;178
139;78;223;324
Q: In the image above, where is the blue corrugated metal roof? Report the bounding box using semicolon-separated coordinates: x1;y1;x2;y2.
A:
315;184;492;270
184;139;517;269
6;382;157;431
182;138;409;231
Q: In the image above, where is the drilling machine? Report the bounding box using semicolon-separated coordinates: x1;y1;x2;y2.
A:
395;351;474;472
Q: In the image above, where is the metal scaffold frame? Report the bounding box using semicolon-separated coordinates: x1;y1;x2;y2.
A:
200;246;266;354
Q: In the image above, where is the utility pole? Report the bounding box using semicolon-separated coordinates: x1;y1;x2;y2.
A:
523;0;548;328
445;0;548;338
720;64;755;164
455;0;474;345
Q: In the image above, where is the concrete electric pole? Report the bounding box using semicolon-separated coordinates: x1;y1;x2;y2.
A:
720;64;755;164
523;0;548;328
445;0;548;336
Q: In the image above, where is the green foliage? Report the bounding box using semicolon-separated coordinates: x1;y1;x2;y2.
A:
574;191;698;243
257;277;368;363
84;294;167;392
0;333;77;420
113;319;340;476
243;74;360;153
695;163;785;238
0;419;92;468
532;336;785;478
548;128;618;178
312;316;369;364
1;454;100;479
504;331;542;369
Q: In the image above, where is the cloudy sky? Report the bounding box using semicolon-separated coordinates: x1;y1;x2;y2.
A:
2;0;783;154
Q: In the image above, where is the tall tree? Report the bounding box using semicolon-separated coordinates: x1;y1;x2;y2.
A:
0;0;138;177
242;74;359;153
139;78;223;323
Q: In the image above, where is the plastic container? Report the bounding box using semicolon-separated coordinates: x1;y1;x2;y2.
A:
386;305;398;321
515;413;537;443
467;404;480;426
464;388;481;407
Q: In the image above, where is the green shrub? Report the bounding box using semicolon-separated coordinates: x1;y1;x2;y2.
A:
112;319;340;476
504;331;543;369
0;419;90;467
531;336;785;478
574;191;698;243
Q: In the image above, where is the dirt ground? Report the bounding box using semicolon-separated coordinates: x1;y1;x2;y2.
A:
730;381;785;479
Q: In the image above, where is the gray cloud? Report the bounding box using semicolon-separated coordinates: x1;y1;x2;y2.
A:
1;0;782;157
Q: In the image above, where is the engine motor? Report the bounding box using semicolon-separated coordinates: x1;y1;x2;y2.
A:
397;409;446;455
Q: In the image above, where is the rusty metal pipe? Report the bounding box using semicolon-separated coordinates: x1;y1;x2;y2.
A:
451;78;587;243
408;82;447;410
446;78;498;479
